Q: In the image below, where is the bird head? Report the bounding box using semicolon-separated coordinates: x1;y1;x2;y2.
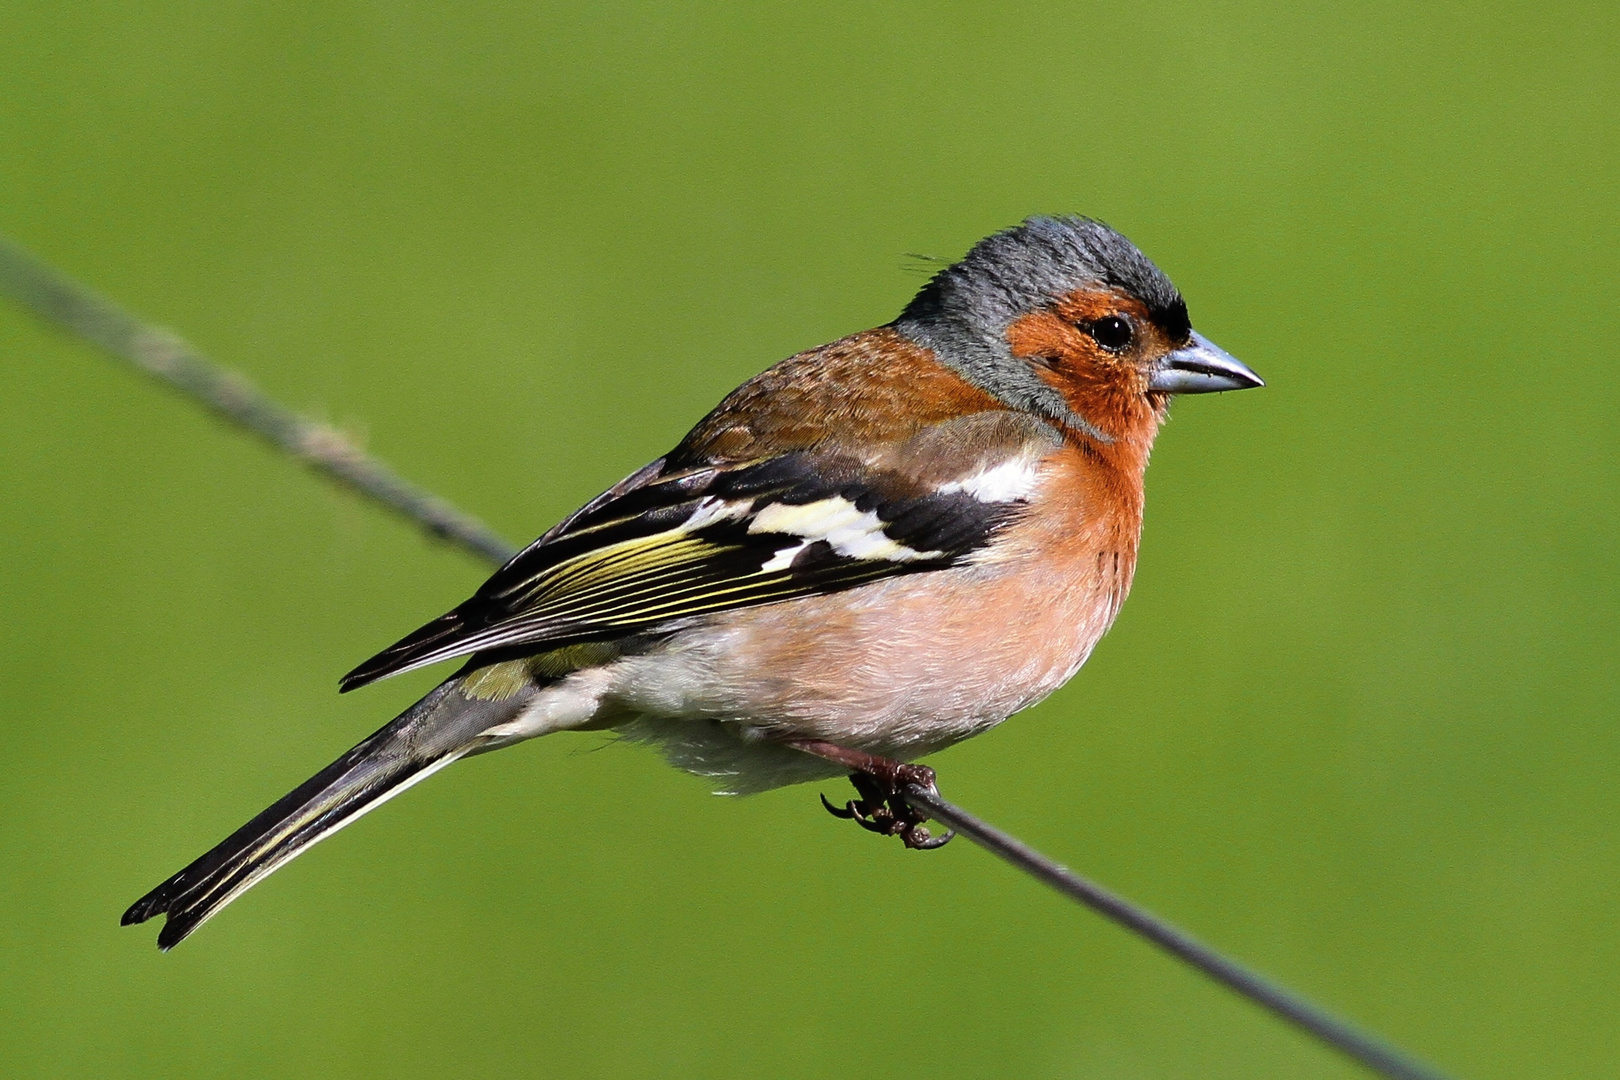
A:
896;216;1262;446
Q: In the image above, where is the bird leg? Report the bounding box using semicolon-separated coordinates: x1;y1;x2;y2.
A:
788;739;954;850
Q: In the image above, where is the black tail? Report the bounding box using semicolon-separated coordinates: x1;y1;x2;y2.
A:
122;673;538;949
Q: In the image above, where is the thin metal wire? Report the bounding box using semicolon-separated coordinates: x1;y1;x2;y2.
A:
2;231;1456;1080
0;235;518;565
904;786;1454;1080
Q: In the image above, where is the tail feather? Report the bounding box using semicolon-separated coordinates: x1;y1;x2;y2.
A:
123;673;539;949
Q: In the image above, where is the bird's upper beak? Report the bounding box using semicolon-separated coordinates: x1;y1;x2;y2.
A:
1148;332;1264;394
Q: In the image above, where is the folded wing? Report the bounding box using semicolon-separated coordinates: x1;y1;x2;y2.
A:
341;410;1056;691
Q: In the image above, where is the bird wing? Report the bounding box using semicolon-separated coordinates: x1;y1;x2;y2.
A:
340;409;1058;691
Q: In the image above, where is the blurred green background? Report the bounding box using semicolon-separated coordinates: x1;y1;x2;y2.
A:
1;3;1615;1077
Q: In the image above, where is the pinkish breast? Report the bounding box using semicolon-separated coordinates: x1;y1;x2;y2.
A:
603;444;1144;759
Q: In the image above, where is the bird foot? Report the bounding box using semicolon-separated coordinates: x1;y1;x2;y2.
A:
790;740;953;850
819;770;953;849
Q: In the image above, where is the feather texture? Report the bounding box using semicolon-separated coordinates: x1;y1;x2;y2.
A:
341;408;1058;692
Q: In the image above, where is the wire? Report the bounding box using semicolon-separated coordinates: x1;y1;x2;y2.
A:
904;785;1453;1080
0;235;518;566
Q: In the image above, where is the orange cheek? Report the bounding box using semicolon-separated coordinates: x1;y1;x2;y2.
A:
1005;310;1120;388
1005;310;1153;415
1005;310;1085;365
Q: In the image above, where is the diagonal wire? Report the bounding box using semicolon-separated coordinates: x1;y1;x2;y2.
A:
0;235;517;565
0;231;1455;1080
905;786;1453;1080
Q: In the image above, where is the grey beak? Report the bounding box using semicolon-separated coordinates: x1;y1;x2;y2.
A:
1149;332;1264;394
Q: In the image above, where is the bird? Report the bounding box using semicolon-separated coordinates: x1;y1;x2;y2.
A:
122;215;1262;949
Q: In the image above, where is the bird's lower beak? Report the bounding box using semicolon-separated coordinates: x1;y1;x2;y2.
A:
1149;332;1264;394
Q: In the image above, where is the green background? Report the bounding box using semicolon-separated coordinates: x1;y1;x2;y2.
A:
1;3;1615;1077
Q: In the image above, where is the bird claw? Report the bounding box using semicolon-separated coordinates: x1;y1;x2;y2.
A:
906;824;955;850
819;792;858;819
856;812;894;835
816;761;954;850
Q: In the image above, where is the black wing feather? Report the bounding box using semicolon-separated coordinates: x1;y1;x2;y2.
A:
341;450;1024;691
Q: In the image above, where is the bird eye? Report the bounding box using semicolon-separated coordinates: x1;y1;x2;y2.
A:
1085;315;1134;352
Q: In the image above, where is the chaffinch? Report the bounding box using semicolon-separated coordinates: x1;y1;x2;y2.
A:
125;215;1262;948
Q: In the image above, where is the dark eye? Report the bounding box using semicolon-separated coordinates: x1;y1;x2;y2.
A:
1085;315;1134;352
